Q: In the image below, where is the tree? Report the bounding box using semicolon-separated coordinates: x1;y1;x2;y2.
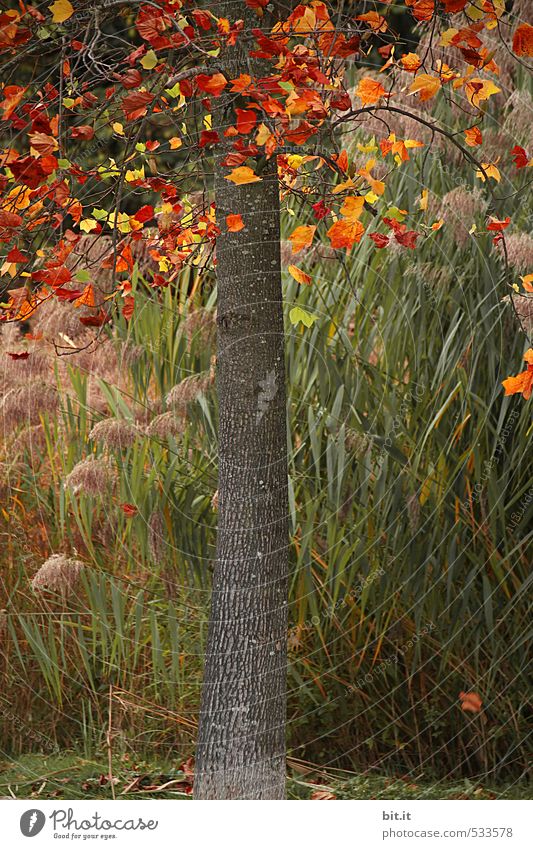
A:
194;4;289;800
0;0;531;799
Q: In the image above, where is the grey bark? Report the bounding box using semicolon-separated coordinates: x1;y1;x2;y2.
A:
193;9;289;800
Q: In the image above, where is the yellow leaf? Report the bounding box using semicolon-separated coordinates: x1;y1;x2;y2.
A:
140;50;158;70
357;137;377;154
80;219;98;233
169;137;182;149
49;0;74;23
288;264;312;285
125;166;145;182
464;78;500;108
418;188;428;211
112;122;124;136
475;162;500;182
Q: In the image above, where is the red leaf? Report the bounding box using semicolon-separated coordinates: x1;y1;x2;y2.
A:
122;295;135;321
7;246;29;263
312;200;330;220
235;108;257;135
196;73;227;97
116;68;143;89
0;209;23;230
120;503;138;517
71;125;94;140
511;145;529;169
6;351;30;360
122;91;154;121
79;309;110;327
369;232;390;248
133;205;154;224
199;130;220;148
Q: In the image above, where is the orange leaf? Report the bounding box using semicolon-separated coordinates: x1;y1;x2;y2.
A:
464;126;482;147
512;23;533;57
196;72;227;97
356;12;387;32
339;195;365;224
355;78;387;106
288;264;312;285
0;85;26;119
400;52;421;73
29;132;59;156
288;224;316;254
224;166;262;185
327;219;364;251
459;691;483;713
502;349;533;400
409;73;441;101
73;284;96;308
226;213;244;232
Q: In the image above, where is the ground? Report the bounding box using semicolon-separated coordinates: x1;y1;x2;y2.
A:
0;752;528;801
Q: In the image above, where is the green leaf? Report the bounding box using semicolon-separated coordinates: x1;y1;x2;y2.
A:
140;50;158;70
91;208;108;221
289;307;319;328
386;206;407;222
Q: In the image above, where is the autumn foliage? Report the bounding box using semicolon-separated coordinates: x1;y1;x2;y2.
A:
0;0;531;393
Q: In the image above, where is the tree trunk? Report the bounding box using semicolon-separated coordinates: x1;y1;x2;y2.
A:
194;11;289;801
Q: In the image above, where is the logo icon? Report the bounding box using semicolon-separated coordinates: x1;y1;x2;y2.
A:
20;810;46;837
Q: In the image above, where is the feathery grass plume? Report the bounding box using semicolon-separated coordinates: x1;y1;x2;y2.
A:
0;331;49;394
0;382;58;430
31;554;85;596
438;186;487;246
503;89;533;148
165;369;214;412
121;342;144;368
511;0;533;23
9;424;46;458
182;308;217;345
280;240;294;268
505;294;533;335
145;411;186;439
148;509;166;562
64;455;112;496
404;261;453;290
498;232;533;272
89;418;139;449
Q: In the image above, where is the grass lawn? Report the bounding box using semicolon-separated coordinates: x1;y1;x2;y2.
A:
0;752;529;801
